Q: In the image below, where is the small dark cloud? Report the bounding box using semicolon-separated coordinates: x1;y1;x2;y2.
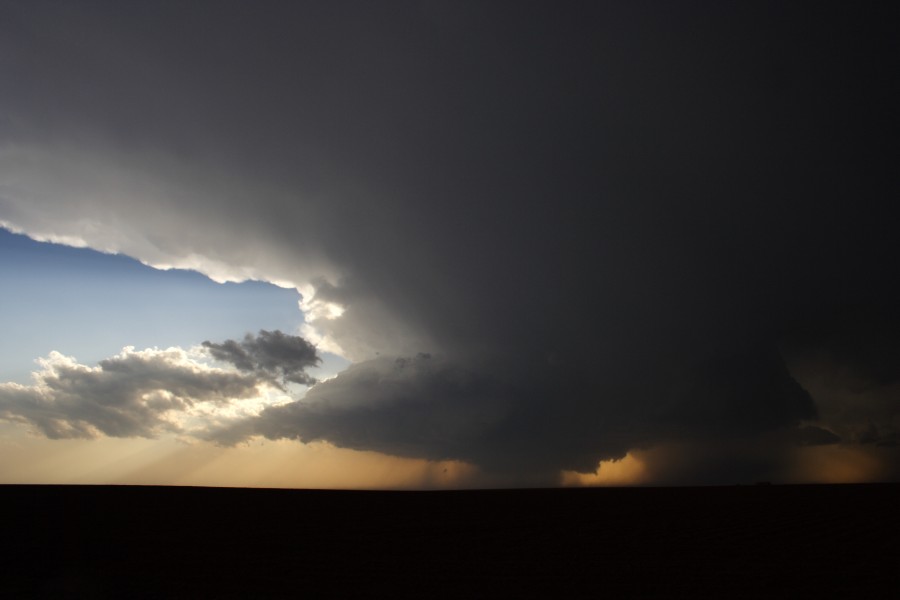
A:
203;330;319;387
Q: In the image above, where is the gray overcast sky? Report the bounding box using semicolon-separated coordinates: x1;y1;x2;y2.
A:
0;1;897;485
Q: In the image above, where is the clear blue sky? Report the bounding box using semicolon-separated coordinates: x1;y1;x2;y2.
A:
0;228;313;384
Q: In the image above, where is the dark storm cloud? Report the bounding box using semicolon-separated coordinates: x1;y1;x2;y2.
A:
780;306;900;451
203;330;320;387
210;348;818;482
1;2;898;482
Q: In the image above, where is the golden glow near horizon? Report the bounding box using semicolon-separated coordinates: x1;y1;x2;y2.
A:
2;420;894;489
787;445;890;484
0;424;477;489
561;444;894;487
561;452;649;487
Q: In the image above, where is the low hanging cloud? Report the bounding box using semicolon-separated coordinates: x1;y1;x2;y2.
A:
0;331;318;440
0;328;876;485
209;347;822;483
211;354;515;458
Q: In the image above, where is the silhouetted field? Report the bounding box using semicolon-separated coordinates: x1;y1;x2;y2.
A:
2;484;897;597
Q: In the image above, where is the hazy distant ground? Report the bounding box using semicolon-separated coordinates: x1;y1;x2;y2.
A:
2;484;897;598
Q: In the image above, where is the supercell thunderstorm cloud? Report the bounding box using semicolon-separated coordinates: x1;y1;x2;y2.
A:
0;2;897;485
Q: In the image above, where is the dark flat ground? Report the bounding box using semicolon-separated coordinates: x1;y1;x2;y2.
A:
1;484;897;598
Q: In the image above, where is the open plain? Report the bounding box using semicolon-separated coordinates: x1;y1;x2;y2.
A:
2;484;897;598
